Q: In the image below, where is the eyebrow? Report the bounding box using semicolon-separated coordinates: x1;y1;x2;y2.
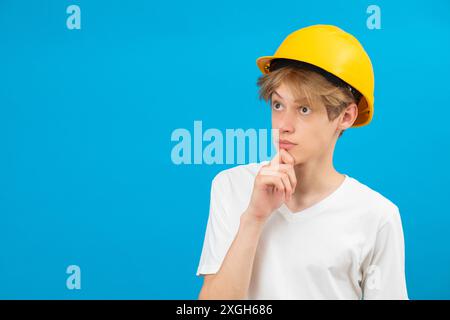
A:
272;90;308;104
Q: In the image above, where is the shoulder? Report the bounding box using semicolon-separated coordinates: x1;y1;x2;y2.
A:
212;160;269;188
209;161;269;206
207;161;266;219
346;176;402;228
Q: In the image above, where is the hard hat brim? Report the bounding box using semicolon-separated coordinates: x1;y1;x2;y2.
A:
256;56;274;75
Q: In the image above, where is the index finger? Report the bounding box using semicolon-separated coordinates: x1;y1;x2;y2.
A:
269;150;281;168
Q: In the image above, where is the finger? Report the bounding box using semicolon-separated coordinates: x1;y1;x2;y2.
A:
279;172;293;202
259;174;285;194
260;167;284;178
258;162;271;172
277;164;297;191
261;165;296;193
269;151;281;169
260;169;292;201
279;148;295;165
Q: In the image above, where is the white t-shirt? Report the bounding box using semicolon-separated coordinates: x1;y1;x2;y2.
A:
196;161;408;300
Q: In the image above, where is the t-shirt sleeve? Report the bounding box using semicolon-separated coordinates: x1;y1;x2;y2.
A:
361;205;409;299
196;171;239;276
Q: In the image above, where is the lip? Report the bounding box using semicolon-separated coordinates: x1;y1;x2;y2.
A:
279;139;297;145
278;139;297;150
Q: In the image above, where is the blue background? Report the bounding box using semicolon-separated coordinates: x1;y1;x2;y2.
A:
1;0;449;299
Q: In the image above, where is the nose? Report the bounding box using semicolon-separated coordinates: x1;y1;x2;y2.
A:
278;111;295;134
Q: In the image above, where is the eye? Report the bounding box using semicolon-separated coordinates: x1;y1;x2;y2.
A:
271;102;284;111
298;105;312;115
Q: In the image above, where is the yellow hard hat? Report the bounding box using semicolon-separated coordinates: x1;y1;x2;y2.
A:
256;24;375;128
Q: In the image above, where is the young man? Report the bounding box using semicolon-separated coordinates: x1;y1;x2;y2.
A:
196;25;408;299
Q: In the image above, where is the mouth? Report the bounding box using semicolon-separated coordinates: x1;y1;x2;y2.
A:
277;139;297;150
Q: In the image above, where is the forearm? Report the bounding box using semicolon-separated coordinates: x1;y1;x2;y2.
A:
199;209;267;300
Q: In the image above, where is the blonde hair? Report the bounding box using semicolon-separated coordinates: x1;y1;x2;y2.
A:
257;61;358;138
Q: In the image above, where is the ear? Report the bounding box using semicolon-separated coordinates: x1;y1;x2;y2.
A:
338;102;359;131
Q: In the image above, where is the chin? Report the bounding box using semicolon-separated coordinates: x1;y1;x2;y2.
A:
291;151;307;166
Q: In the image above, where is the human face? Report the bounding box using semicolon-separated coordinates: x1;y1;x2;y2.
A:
270;82;341;165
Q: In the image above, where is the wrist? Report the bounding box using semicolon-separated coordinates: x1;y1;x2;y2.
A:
241;208;269;226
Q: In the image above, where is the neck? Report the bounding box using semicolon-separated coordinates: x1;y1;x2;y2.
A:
290;149;345;205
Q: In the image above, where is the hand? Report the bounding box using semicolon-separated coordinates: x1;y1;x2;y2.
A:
246;149;297;222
